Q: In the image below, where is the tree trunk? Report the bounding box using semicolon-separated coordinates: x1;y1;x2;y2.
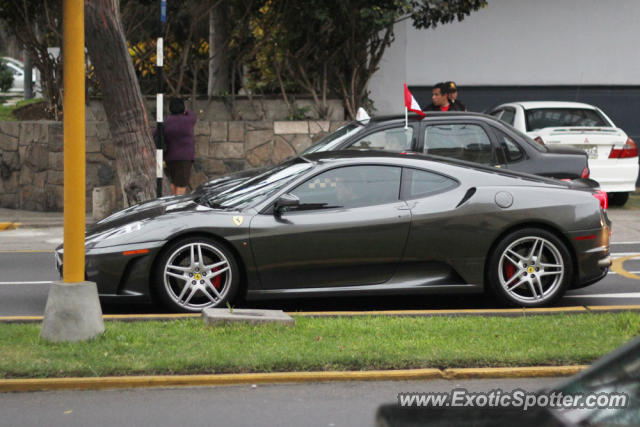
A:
207;6;229;97
85;0;157;206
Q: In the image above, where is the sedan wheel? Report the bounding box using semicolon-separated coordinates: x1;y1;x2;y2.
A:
154;237;239;312
488;229;572;307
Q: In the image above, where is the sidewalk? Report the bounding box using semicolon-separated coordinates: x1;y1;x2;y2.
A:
1;207;638;242
0;208;92;228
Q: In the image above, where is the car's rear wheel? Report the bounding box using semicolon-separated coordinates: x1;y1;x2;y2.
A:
607;192;629;206
154;237;239;312
487;228;572;307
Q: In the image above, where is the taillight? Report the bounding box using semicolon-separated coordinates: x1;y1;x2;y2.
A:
534;136;545;146
609;138;638;158
581;167;590;178
593;190;608;210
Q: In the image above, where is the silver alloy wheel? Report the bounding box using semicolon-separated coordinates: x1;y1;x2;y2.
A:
163;242;232;310
498;236;565;304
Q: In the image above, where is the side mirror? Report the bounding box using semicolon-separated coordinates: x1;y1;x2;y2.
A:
274;193;300;215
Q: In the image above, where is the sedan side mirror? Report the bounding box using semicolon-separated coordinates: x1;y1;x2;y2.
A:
274;194;300;215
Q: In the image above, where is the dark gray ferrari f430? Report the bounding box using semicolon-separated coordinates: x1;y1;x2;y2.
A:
56;151;611;312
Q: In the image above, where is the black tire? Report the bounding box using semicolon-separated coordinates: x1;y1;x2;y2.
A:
153;236;240;313
486;228;572;308
607;192;629;207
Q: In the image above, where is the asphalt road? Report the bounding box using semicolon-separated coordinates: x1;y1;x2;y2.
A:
0;378;559;427
0;224;639;315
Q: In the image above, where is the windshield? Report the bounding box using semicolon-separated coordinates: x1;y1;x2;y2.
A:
525;108;610;131
301;123;364;154
200;158;313;210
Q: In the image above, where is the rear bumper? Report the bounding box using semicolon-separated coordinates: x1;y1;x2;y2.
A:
589;160;639;193
567;215;611;289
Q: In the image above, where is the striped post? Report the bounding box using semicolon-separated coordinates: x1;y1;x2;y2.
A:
155;0;167;197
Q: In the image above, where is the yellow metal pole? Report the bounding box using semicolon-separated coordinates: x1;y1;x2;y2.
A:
62;0;85;283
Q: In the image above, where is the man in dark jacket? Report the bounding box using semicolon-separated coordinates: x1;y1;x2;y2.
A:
446;81;466;111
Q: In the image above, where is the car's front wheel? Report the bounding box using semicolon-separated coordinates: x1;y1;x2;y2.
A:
154;237;239;312
487;228;572;307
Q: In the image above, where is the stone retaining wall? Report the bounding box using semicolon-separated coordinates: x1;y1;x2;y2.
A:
0;119;347;212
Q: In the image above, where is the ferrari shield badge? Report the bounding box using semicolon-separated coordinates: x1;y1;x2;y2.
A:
232;216;244;226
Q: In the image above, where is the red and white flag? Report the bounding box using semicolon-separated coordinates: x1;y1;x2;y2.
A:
404;83;425;117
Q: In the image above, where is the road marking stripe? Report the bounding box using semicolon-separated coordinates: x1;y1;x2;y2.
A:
610;241;640;245
611;252;640;257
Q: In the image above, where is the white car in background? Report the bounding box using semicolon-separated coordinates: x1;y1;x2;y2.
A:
490;101;639;205
1;57;38;93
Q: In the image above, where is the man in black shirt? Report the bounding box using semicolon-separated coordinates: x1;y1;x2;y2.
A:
446;81;466;111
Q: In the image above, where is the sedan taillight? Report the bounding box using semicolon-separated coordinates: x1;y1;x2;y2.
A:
609;138;638;158
581;167;590;178
593;190;608;210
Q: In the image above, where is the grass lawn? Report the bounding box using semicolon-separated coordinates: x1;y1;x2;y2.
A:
0;97;44;121
1;313;638;379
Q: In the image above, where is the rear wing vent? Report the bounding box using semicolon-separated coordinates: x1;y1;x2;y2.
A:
456;187;476;208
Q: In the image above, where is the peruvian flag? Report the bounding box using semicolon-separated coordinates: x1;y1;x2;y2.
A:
404;83;425;117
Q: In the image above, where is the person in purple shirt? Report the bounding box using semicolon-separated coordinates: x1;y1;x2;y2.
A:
157;98;197;195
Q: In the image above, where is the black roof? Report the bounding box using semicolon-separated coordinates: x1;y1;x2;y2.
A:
300;150;567;188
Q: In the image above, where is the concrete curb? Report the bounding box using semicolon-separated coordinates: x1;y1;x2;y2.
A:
0;366;588;393
2;306;640;324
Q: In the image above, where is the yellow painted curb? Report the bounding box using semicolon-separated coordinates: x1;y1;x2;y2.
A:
587;305;640;311
443;366;587;379
0;369;444;393
0;366;585;393
293;306;589;317
0;222;20;231
1;306;639;324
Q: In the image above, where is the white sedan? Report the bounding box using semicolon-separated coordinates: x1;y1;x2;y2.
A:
490;101;639;206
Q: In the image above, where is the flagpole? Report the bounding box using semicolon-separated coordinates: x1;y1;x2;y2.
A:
404;106;408;129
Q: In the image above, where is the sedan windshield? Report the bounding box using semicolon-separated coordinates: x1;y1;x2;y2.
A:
525;108;610;131
201;158;313;210
301;123;364;154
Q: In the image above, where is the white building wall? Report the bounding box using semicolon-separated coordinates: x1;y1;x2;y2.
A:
370;0;640;114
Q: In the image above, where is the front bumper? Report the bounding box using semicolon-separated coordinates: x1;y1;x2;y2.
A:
55;241;165;301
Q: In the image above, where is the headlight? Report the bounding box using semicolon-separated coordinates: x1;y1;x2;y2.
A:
87;221;144;243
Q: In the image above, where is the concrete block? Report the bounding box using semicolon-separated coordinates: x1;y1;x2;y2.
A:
274;121;309;135
202;308;294;326
41;281;105;342
228;121;245;142
211;121;228;141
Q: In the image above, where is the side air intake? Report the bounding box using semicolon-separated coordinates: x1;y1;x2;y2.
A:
456;187;476;208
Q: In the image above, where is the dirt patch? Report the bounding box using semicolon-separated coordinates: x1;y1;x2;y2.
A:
12;101;58;121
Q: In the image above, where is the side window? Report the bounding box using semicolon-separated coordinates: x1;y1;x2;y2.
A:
500;108;516;126
402;168;458;199
490;109;503;119
494;129;525;163
289;165;401;211
423;124;493;164
347;127;413;152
